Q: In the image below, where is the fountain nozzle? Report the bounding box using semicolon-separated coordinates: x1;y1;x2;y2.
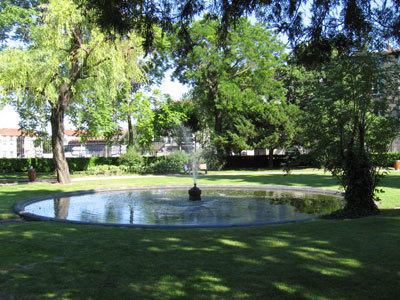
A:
189;184;201;201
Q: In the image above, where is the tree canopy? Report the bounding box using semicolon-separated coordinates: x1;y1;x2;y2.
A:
170;17;286;154
0;0;145;183
75;0;400;53
0;0;40;45
301;52;400;217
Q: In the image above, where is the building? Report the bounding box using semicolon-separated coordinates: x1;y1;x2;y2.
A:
0;128;41;158
0;128;126;158
385;46;400;153
65;138;126;157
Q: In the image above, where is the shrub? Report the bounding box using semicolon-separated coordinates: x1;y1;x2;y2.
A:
77;165;129;176
198;148;225;171
282;151;320;171
370;152;400;168
147;151;189;174
118;149;144;173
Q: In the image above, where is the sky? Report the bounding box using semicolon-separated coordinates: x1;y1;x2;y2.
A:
0;72;189;130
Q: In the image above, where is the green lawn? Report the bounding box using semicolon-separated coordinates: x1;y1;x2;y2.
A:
1;171;400;299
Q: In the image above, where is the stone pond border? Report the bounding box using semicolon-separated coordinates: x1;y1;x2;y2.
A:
13;185;344;229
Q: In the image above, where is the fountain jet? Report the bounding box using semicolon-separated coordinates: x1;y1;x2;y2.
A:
179;124;202;201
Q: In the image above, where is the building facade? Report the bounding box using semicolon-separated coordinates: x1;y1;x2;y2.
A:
0;128;127;158
0;128;41;158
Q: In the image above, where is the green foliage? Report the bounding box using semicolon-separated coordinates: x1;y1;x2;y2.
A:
66;157;120;172
0;0;38;45
253;100;301;153
0;158;35;172
171;17;286;153
275;64;320;107
168;100;201;133
0;157;121;173
371;152;400;169
0;0;145;183
78;164;129;176
146;151;189;174
302;52;400;217
152;93;186;138
79;0;400;57
118;149;144;173
366;116;400;152
32;158;55;172
198;148;226;171
120;91;185;151
0;158;54;172
127;93;156;149
114;28;170;150
2;152;398;175
66;158;92;172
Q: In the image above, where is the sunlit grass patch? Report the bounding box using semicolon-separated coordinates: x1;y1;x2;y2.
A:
218;239;249;248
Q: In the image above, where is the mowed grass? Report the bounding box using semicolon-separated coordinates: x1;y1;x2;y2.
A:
1;171;400;299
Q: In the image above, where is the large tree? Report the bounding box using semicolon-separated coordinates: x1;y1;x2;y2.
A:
75;0;400;53
0;0;144;183
115;90;185;153
113;29;170;151
252;100;302;168
303;52;400;217
171;17;286;154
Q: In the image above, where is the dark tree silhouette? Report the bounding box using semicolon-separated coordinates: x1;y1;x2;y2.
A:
75;0;400;52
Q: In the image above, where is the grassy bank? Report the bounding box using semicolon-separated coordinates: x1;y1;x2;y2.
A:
1;171;400;299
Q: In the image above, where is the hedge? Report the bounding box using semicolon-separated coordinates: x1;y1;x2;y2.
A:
224;155;286;169
371;152;400;168
0;156;175;173
0;152;399;173
223;153;400;170
67;157;120;172
0;157;119;173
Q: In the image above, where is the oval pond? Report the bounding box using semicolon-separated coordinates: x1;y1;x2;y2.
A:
20;187;344;227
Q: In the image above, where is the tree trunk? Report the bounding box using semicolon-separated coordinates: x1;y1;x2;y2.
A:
215;108;223;134
50;87;71;184
342;122;379;216
342;149;379;217
268;148;275;168
127;113;134;150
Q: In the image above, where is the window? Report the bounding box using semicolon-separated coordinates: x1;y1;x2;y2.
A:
17;136;25;157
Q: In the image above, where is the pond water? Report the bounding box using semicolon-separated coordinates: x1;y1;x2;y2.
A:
23;188;343;227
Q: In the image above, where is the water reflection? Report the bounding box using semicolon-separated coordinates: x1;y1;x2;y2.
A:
54;197;70;219
25;189;344;226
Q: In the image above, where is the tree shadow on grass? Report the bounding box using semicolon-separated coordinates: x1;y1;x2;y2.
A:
1;210;400;299
194;171;400;191
377;172;400;189
197;173;341;189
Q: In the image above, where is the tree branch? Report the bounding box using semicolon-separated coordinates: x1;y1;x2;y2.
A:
232;65;252;78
